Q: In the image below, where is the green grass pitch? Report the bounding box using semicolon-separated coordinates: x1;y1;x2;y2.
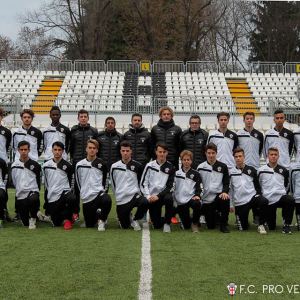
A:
0;188;299;300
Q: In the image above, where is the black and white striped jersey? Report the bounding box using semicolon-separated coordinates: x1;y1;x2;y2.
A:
293;127;300;162
12;126;43;161
43;124;70;161
0;125;12;163
110;159;142;205
140;160;175;200
237;128;264;169
229;165;260;207
197;160;230;203
264;127;293;168
290;162;300;203
173;168;201;205
11;158;41;200
258;164;289;205
207;129;238;169
0;158;8;191
43;159;73;203
75;158;107;204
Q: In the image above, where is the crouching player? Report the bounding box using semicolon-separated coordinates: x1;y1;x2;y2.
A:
173;150;201;233
258;147;294;234
230;148;268;234
289;162;300;231
111;141;148;231
197;143;230;233
76;139;112;231
43;142;76;230
140;143;175;233
11;141;41;229
0;158;8;228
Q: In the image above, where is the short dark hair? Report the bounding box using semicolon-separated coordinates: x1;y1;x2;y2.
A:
243;112;255;119
105;116;116;126
52;141;65;150
189;115;201;123
233;147;244;156
18;140;30;149
120;140;132;149
155;143;168;151
131;113;142;120
274;109;284;115
50;106;61;113
78;109;89;117
20;109;34;118
205;143;217;153
0;107;5;117
217;112;230;120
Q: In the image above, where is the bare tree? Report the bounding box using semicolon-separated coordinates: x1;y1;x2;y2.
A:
0;35;15;58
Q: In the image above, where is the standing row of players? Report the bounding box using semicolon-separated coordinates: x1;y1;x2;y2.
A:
0;106;299;232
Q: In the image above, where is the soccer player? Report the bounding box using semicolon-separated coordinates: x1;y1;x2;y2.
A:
230;148;268;234
180;115;208;168
258;147;294;234
290;161;300;231
123;113;152;169
110;141;148;231
173;150;201;233
293;123;300;162
197;143;230;233
76;139;112;231
11;141;41;229
43;141;75;230
207;112;238;170
98;116;123;171
0;107;12;163
43;106;70;161
0;157;8;228
264;109;293;168
12;109;43;161
237;112;263;169
151;106;182;169
70;109;98;221
140;143;175;233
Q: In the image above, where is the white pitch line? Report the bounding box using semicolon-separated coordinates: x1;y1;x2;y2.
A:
138;221;152;300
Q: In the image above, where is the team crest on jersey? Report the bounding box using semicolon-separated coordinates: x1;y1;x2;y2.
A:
217;166;222;172
170;131;175;135
131;165;135;171
31;131;35;135
284;132;287;137
98;163;102;169
140;138;145;143
198;140;203;144
62;165;67;170
247;169;251;175
254;133;258;138
279;168;283;173
190;174;194;179
60;128;64;132
1;130;4;135
165;168;169;173
30;165;34;170
229;134;233;138
113;140;118;145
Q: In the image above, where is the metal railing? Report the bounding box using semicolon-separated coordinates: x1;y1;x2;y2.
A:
251;62;284;74
106;60;139;73
153;61;185;73
186;61;218;73
74;60;106;72
0;59;300;74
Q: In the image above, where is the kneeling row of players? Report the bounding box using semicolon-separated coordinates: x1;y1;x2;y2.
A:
1;139;298;234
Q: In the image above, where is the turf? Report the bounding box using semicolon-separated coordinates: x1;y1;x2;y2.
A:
1;188;300;299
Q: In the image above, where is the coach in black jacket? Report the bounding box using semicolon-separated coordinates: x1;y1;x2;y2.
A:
123;113;151;169
69;110;98;164
151;106;182;169
97;116;123;170
180;115;208;168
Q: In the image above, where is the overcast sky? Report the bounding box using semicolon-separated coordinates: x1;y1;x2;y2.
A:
0;0;42;40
